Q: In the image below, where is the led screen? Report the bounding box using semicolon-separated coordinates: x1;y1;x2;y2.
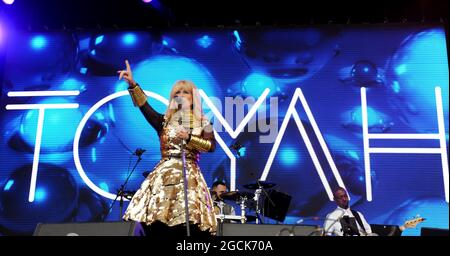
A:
0;25;448;235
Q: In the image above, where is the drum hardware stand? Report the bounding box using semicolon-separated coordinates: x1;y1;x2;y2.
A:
254;187;263;224
253;180;275;224
104;149;143;221
239;198;247;224
217;200;225;223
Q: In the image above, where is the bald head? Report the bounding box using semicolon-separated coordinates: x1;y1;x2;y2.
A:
333;187;349;209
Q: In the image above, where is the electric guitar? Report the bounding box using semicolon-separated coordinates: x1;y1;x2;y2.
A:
368;217;426;236
399;217;426;232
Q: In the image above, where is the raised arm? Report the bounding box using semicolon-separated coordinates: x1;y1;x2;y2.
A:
128;85;165;134
118;60;164;134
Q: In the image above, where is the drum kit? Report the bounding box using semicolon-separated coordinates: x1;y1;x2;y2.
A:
212;181;276;224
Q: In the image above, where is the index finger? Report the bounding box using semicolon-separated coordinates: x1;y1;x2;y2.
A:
125;60;131;72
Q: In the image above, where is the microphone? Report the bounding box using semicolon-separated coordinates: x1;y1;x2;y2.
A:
174;96;183;110
133;148;146;156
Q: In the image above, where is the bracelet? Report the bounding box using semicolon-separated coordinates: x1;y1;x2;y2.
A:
128;84;147;107
187;135;212;152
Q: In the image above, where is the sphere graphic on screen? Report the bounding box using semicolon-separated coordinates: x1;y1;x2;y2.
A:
85;31;163;75
385;29;449;133
4;33;77;89
231;29;340;93
0;164;78;235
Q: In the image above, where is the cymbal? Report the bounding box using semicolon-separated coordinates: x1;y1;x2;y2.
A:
243;181;276;190
219;191;254;201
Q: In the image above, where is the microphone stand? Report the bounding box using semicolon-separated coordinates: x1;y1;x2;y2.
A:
177;106;192;236
103;151;143;221
323;209;346;236
181;138;191;236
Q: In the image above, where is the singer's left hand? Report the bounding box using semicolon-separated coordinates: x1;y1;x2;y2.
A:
176;126;190;140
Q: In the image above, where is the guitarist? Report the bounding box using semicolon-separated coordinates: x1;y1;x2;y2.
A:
323;187;373;236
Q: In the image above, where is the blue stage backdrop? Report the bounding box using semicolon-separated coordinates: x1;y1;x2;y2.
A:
0;25;448;236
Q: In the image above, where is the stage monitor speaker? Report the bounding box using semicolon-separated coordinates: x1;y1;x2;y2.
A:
370;224;402;236
420;227;449;236
263;190;291;222
33;221;145;236
220;223;321;236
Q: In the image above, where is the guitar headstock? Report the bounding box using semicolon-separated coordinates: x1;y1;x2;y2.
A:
403;217;425;229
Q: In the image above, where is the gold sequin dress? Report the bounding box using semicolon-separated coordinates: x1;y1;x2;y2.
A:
122;85;217;234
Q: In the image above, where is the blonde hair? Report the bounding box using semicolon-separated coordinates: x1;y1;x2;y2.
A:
165;80;203;124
